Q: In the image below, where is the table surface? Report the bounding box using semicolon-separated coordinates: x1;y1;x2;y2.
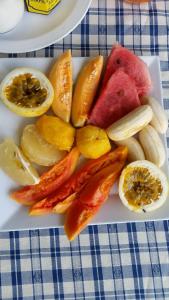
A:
1;1;169;299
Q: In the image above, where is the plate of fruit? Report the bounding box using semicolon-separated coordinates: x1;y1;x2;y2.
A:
0;44;168;241
0;0;91;53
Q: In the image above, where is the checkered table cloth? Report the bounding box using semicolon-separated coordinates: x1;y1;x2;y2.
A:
1;1;169;299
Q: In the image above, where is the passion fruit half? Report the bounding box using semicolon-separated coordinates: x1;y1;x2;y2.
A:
0;68;54;117
119;160;168;213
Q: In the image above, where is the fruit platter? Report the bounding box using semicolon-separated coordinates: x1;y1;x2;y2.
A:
0;45;168;240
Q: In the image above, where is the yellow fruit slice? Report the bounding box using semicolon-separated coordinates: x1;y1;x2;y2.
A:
76;125;111;159
72;56;104;127
0;68;54;117
48;50;73;122
0;138;39;186
21;124;66;166
36;115;75;151
119;160;168;213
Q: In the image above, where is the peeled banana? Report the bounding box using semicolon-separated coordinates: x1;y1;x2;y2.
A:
141;96;168;134
115;137;145;162
138;124;166;167
107;105;153;141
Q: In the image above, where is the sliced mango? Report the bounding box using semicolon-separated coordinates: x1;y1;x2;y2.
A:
76;125;111;159
48;50;73;122
72;56;104;127
36;115;75;151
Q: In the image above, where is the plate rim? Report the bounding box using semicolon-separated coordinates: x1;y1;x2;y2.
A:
0;0;92;54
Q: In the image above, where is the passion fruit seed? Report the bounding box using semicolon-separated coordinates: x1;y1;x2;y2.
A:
123;167;163;207
5;73;47;108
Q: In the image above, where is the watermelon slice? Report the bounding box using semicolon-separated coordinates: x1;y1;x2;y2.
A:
102;45;152;96
88;68;141;128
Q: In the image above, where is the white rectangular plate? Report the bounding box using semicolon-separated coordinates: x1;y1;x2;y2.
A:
0;56;168;231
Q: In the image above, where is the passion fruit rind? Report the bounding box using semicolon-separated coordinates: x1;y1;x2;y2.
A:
0;67;54;117
119;160;168;213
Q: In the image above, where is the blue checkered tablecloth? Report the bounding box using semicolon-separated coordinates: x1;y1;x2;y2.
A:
1;1;169;299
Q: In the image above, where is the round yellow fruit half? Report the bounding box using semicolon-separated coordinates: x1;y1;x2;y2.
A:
36;115;75;151
119;160;168;213
0;68;54;117
76;125;111;159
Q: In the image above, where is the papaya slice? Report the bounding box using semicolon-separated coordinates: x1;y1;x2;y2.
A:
53;193;77;214
65;161;125;241
30;193;77;216
72;56;103;127
11;147;79;206
29;146;128;216
48;50;73;122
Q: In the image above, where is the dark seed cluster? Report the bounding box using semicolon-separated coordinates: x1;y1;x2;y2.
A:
123;167;163;208
5;73;47;108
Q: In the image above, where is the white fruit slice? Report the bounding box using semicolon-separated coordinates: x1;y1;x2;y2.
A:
139;124;165;167
119;160;168;213
106;105;153;141
0;138;39;185
141;96;168;134
21;124;66;166
115;137;145;162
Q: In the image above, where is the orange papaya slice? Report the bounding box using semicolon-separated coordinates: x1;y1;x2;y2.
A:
29;146;127;216
65;161;125;241
11;147;79;206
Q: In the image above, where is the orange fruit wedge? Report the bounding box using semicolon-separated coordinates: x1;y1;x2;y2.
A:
48;50;73;123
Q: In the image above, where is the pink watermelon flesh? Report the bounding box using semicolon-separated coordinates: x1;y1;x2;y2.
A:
102;45;152;96
89;68;141;128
